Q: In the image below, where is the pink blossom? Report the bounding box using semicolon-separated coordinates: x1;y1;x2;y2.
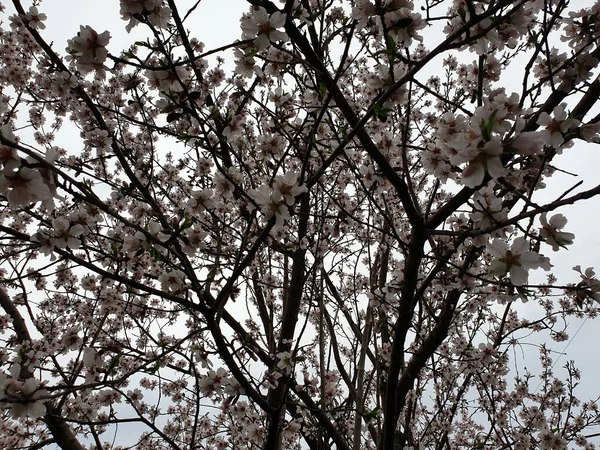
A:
352;0;376;29
0;374;48;418
488;237;548;286
458;139;505;188
120;0;172;32
50;217;84;250
241;7;288;50
509;131;547;155
0;167;52;207
25;6;47;30
273;171;307;206
66;26;111;76
158;269;186;293
539;213;575;251
537;103;580;148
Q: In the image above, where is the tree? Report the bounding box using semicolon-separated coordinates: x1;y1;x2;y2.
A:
1;0;600;448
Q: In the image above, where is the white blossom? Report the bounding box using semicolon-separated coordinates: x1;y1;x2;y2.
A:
25;6;47;30
573;265;600;304
50;217;85;250
198;368;229;397
0;374;48;419
458;139;505;188
250;171;307;229
276;350;294;374
158;269;186;293
488;237;548;286
0;168;53;208
539;213;575;251
241;7;288;50
66;26;111;76
272;171;307;206
537;103;580;148
120;0;172;32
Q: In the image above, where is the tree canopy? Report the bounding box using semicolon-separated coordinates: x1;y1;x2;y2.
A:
1;0;600;449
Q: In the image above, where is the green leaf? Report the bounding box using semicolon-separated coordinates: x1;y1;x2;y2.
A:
481;109;498;141
149;246;160;260
365;407;381;420
385;34;397;53
206;263;219;285
181;218;193;230
107;353;122;373
374;104;392;121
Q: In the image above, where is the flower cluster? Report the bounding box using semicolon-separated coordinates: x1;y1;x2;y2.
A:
539;213;575;251
573;266;600;305
352;0;426;47
0;126;55;209
488;237;550;286
537;103;580;150
433;92;543;188
249;171;307;229
241;7;288;50
66;25;111;77
24;6;47;30
119;0;172;32
198;368;234;398
158;269;186;293
0;364;47;419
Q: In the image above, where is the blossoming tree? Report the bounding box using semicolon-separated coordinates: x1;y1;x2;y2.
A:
1;0;600;449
